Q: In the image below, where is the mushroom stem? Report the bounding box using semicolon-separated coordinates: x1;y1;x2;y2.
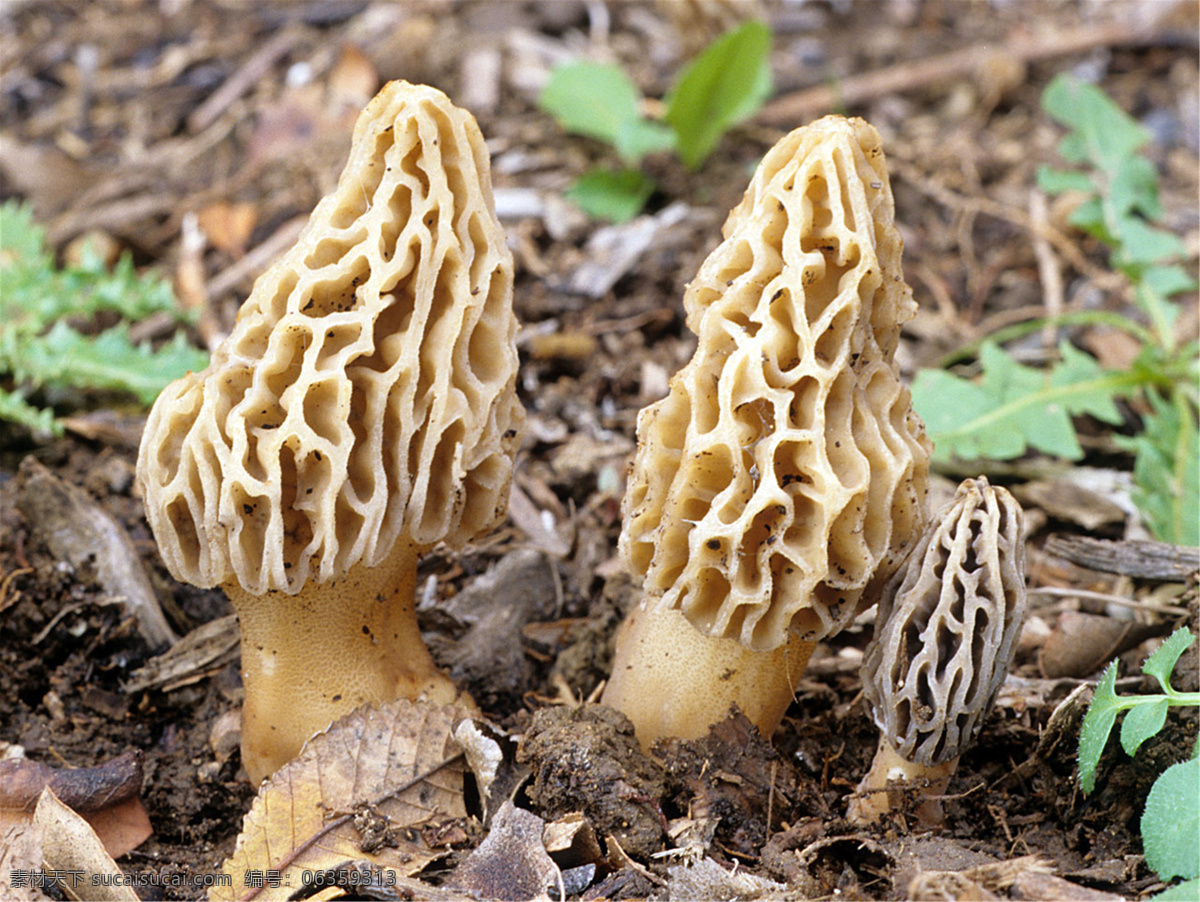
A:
227;540;461;783
601;599;816;749
847;734;958;828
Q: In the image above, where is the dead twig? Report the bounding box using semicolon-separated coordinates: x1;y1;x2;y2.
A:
1028;188;1065;353
186;27;304;134
758;15;1190;126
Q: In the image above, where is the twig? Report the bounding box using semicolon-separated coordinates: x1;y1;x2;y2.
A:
1027;586;1189;617
207;215;307;301
1028;188;1064;353
757;14;1189;126
187;27;303;134
888;156;1119;289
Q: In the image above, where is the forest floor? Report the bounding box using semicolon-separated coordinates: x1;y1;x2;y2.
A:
1;2;1198;901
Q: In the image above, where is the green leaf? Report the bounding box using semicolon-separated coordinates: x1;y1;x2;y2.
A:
1079;660;1121;794
0;199;51;267
0;386;62;437
1113;217;1188;269
1141;265;1198;300
1110;154;1162;220
1067;195;1111;243
1143;629;1198;694
1035;166;1095;194
614;117;677;163
665;20;772;170
14;322;208;406
538;61;646;157
1142;758;1200;881
565;168;657;222
913;340;1128;463
1117;393;1200;545
1042;73;1150;172
1120;698;1169;756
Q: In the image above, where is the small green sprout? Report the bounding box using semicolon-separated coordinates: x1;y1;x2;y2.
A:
1078;627;1199;899
539;20;772;221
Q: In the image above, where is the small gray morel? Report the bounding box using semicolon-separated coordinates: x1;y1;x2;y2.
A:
848;476;1027;827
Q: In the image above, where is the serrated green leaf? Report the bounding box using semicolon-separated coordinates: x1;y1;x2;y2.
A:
1035;166;1095;194
0;199;51;267
1042;73;1149;172
1142;758;1200;881
538;61;645;157
1120;698;1170;756
16;322;208;405
0;386;62;437
1079;660;1122;794
913;340;1129;463
1110;154;1163;220
1143;629;1198;694
1117;393;1199;545
1113;217;1189;268
1141;265;1198;300
565;168;657;222
665;20;772;170
1067;196;1111;241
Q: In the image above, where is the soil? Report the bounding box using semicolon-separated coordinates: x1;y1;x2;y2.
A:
1;2;1198;901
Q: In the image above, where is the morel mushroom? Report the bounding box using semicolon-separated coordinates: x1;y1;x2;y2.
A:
137;81;522;783
848;476;1027;826
602;116;931;747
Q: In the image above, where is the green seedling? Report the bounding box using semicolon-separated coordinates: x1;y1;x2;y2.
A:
0;200;209;437
539;20;772;221
911;74;1199;545
1077;627;1199;899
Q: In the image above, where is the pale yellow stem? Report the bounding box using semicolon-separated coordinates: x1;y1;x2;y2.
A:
601;599;816;749
226;540;462;784
847;734;958;827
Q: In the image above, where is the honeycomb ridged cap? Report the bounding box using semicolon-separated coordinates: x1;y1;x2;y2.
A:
861;476;1028;766
137;81;523;596
620;115;931;651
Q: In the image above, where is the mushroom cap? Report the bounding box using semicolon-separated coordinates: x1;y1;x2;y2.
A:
620;115;931;651
137;81;523;596
861;476;1027;767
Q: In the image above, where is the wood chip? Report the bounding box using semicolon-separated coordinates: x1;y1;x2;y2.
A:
1044;534;1200;581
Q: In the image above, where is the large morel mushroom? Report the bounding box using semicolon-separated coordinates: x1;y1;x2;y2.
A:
602;116;932;746
137;81;523;783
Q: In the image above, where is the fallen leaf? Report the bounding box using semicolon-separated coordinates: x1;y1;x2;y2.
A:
33;788;139;902
0;752;152;859
1013;478;1125;531
211;699;471;902
1039;610;1160;678
668;856;786;900
15;458;177;649
196;202;258;257
1;822;49;902
123;615;239;693
328;44;379;110
452;720;504;822
447;801;561;902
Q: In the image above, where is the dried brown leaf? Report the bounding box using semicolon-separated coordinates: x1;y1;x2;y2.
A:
0;753;152;860
447;801;561;902
211;700;471;902
33;788;139;902
1;822;50;902
196;202;258;257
